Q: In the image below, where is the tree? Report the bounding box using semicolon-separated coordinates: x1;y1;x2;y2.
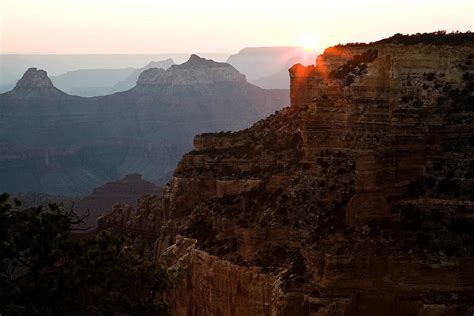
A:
0;193;174;315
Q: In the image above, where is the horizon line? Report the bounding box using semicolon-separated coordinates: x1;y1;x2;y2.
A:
0;46;311;56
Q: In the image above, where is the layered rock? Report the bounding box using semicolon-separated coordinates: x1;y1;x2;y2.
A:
291;41;474;225
143;33;474;315
97;194;163;239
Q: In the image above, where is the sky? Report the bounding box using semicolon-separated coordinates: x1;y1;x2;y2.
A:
0;0;473;54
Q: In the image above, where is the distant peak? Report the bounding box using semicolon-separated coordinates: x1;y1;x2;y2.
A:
189;54;203;61
136;55;246;86
15;68;54;89
171;54;232;69
8;67;67;99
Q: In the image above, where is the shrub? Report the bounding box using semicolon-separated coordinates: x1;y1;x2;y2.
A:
0;193;173;315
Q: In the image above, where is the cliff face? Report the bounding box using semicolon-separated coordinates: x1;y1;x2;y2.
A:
291;43;474;225
0;55;288;196
146;36;474;315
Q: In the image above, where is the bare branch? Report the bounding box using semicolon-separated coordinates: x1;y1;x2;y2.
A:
69;225;94;231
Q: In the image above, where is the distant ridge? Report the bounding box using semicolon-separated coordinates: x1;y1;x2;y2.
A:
137;54;245;86
0;55;288;196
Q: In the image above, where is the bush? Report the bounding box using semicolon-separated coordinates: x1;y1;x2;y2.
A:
0;193;174;316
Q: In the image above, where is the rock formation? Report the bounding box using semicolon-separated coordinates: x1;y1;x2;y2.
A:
0;55;288;196
97;194;163;239
76;173;161;228
111;32;474;315
11;68;67;99
137;55;245;86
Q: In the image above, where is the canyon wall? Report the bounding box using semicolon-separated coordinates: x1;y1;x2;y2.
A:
291;43;473;225
102;34;474;315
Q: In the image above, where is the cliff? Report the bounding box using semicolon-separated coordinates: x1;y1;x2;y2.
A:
139;33;474;315
97;194;163;239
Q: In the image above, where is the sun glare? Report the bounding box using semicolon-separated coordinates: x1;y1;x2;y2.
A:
300;34;317;51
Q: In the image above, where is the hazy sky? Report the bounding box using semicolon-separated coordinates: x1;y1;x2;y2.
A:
1;0;473;54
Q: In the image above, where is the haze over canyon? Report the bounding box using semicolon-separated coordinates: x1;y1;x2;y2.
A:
1;0;473;314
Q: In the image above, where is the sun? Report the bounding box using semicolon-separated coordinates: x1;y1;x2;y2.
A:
300;34;317;51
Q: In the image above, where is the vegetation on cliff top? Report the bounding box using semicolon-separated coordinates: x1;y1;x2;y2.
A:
337;31;474;47
0;193;174;316
328;49;378;85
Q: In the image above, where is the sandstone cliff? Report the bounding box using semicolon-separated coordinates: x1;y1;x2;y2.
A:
138;33;473;315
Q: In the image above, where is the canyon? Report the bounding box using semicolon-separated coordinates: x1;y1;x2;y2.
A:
0;55;288;196
100;33;474;315
0;47;315;95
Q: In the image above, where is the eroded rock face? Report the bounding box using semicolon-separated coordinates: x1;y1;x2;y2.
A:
291;43;474;225
97;194;163;239
162;239;289;315
105;34;474;315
